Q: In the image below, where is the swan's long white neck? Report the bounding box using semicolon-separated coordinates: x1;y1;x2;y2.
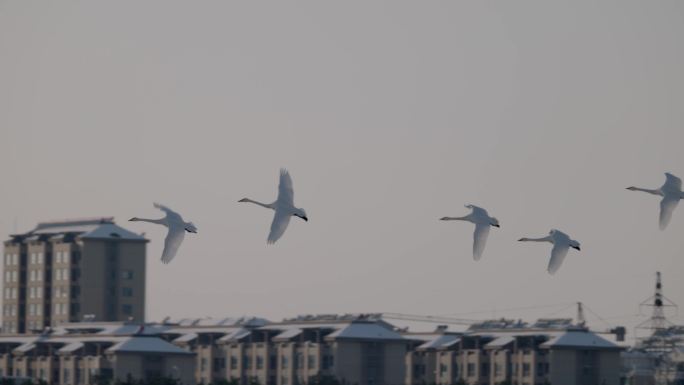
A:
519;236;552;242
628;187;663;196
130;217;166;225
239;198;274;210
441;215;470;221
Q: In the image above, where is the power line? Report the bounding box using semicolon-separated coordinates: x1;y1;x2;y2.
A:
435;302;576;317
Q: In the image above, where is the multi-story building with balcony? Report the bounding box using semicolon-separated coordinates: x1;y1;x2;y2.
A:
405;318;624;385
0;315;624;385
2;218;148;333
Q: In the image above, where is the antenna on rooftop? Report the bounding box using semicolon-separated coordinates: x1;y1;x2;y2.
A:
576;302;586;327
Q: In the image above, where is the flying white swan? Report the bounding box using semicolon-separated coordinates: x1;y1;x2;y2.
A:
129;203;197;264
627;172;684;230
440;204;500;260
518;229;580;275
239;169;308;244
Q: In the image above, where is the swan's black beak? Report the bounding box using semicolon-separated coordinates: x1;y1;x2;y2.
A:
572;245;580;251
493;224;500;228
186;228;198;234
302;216;308;222
129;218;137;221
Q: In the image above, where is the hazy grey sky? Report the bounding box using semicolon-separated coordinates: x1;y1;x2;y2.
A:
2;1;683;337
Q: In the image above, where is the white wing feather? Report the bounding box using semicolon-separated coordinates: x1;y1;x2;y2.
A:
161;225;185;264
154;202;183;222
472;224;490;261
547;243;570;275
267;208;292;244
277;169;294;206
664;173;682;191
659;195;679;230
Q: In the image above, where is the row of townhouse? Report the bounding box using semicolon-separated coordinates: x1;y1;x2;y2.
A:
0;315;624;385
405;318;623;385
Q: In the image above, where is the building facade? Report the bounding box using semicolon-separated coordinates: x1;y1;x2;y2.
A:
0;315;625;385
2;218;148;333
405;318;624;385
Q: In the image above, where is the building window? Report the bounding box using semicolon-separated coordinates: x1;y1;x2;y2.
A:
29;304;35;316
523;363;531;377
467;363;475;377
122;304;133;315
36;305;42;316
213;357;225;371
243;356;251;369
12;254;18;265
281;356;289;369
322;355;334;370
296;353;303;369
537;362;545;376
30;253;36;264
11;271;17;282
257;356;264;369
481;363;489;376
122;287;133;297
230;357;238;370
11;288;16;299
121;270;134;280
55;269;62;281
36;287;42;298
29;287;35;299
307;355;315;369
37;252;43;264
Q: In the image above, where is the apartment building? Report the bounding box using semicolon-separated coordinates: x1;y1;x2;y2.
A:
167;314;409;385
0;322;195;384
405;318;624;385
2;218;148;333
0;315;625;385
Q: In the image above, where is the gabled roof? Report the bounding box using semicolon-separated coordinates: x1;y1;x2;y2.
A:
417;335;461;350
273;328;302;341
79;223;146;241
325;322;405;341
217;329;251;343
11;217;146;242
13;343;36;353
540;331;621;350
106;337;193;355
58;342;84;353
173;333;198;343
31;218;114;234
484;336;516;349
